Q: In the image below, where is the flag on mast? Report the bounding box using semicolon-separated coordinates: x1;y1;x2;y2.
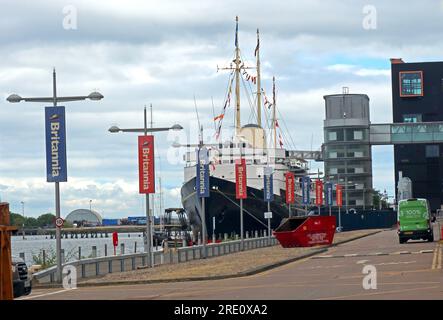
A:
255;29;259;56
235;16;239;47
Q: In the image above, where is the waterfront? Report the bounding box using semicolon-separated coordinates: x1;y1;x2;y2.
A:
12;233;147;266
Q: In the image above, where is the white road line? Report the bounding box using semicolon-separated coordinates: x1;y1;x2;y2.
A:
344;254;358;257
18;288;77;300
419;250;434;254
356;260;369;264
438;244;442;270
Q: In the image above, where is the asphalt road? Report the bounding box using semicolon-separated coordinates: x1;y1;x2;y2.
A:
21;229;443;300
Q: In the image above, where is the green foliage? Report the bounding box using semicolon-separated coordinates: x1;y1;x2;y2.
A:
32;247;79;269
37;213;55;228
10;212;56;228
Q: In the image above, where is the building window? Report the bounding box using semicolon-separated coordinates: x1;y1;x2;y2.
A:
399;71;423;97
425;145;439;158
353;130;363;140
403;114;422;123
328;132;337;141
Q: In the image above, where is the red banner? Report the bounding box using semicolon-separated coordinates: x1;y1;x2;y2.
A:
315;180;323;206
336;184;343;207
285;172;295;204
138;135;155;194
235;159;247;199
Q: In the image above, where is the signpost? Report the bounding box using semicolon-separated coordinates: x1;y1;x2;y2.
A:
196;145;209;257
55;217;64;228
285;172;295;216
325;182;333;216
235;158;247;251
315;180;323;215
336;184;343;231
45;104;67;283
138;134;155;266
263;166;273;239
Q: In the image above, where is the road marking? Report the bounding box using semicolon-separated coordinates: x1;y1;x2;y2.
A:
344;253;358;257
356;260;369;264
432;244;442;270
392;251;411;255
317;285;440;300
18;288;77;300
419;250;434;254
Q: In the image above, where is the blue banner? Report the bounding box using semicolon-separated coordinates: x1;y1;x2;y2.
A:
196;148;209;198
325;182;333;206
263;173;274;202
301;176;310;205
45;106;67;182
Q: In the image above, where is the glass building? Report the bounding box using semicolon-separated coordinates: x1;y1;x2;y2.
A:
323;93;373;209
391;59;443;211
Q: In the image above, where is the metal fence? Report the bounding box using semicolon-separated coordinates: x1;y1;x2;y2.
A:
33;236;278;284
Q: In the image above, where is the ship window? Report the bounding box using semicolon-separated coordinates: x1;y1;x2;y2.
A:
399;71;423;97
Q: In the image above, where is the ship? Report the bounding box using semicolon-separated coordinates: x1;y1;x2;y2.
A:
180;17;316;240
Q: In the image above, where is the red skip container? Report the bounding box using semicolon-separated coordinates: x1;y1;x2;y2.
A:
273;216;336;248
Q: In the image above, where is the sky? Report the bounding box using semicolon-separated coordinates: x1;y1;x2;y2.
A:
1;0;443;218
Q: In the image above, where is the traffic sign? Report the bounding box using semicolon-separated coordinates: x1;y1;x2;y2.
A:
55;217;64;228
264;211;272;219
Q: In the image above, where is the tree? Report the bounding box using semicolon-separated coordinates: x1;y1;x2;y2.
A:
37;213;56;228
10;213;25;227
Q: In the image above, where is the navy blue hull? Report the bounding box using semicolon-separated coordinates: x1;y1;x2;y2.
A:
181;176;298;237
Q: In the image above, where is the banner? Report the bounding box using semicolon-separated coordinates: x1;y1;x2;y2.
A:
301;176;311;205
235;158;247;199
196;147;209;198
138;135;155;194
45;106;67;182
325;182;333;206
285;172;295;204
315;180;323;206
336;184;343;207
263;166;274;202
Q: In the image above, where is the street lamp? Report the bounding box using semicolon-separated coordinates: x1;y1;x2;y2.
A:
108;106;182;268
7;69;104;283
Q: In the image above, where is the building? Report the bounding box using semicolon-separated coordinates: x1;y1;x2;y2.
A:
323;93;373;209
65;209;103;226
391;58;443;211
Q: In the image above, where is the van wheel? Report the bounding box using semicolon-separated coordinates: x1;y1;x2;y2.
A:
428;234;434;242
399;237;406;244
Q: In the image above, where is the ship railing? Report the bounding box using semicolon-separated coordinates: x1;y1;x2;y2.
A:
32;234;278;284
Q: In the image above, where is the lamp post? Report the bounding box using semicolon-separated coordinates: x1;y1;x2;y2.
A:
7;69;104;283
108;107;182;268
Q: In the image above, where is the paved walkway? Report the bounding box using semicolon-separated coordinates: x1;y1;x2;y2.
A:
77;229;381;285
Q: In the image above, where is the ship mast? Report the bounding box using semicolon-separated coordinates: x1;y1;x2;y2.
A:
256;29;262;128
272;76;277;148
234;16;241;133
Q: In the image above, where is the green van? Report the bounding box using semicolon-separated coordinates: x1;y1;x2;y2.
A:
397;198;434;244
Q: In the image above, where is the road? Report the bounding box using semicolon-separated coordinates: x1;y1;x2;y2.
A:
21;229;443;300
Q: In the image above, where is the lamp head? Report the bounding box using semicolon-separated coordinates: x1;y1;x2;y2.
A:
7;94;22;103
108;125;120;133
88;92;104;101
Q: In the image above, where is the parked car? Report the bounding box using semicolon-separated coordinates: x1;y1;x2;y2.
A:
12;256;32;298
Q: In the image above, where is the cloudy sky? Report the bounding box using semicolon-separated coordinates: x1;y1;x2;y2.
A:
1;0;443;218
